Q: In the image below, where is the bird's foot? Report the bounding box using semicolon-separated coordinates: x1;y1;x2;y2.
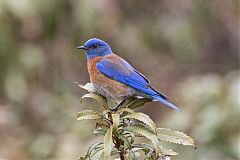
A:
110;100;126;112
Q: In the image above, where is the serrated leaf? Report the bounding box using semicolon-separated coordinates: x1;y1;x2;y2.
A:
161;147;178;156
122;112;157;134
112;114;120;133
157;128;195;147
75;82;95;92
128;98;151;109
104;126;114;160
124;123;160;155
81;93;108;109
77;110;102;121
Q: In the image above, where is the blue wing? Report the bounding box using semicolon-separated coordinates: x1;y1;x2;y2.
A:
96;54;180;111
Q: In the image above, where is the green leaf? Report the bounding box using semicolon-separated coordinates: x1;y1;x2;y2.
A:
86;142;103;159
161;147;178;156
120;97;140;108
81;93;108;109
75;82;95;92
124;123;160;154
87;142;103;154
126;150;137;160
91;146;104;158
128;98;151;109
98;151;104;160
123;131;135;144
93;128;107;135
132;143;154;151
117;108;135;114
122;112;157;134
110;149;120;156
131;143;153;156
157;128;195;147
77;110;102;121
112;113;120;133
118;134;131;149
104;126;114;159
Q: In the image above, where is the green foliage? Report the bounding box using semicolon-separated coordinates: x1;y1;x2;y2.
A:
77;110;102;121
157;128;195;147
77;83;195;160
122;112;157;134
104;126;114;159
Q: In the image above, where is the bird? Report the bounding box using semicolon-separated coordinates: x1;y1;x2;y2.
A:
77;38;180;111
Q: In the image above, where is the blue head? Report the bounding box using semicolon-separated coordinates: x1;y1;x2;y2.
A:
77;38;112;59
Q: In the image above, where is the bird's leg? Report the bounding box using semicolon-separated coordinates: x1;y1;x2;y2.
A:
111;100;126;112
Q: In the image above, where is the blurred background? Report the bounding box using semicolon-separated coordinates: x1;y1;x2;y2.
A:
0;0;239;159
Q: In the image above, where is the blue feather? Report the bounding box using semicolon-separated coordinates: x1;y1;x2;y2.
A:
152;95;181;111
96;55;180;111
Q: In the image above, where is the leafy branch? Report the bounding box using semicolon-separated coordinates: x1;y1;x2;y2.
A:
77;83;195;160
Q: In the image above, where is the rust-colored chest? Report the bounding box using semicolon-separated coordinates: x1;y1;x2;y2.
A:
87;56;135;99
87;56;103;84
87;56;120;87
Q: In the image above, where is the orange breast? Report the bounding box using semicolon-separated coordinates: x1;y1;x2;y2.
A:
87;56;135;100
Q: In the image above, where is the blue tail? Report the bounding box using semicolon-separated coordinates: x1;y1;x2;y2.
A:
152;95;181;112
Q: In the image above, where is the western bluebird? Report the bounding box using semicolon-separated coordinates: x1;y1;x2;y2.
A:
77;38;180;111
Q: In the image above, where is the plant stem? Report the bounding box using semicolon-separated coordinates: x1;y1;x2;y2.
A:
109;112;125;160
115;136;125;160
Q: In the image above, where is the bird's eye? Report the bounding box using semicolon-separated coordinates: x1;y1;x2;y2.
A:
92;44;98;48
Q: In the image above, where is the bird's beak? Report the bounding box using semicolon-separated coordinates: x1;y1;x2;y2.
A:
77;45;88;50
